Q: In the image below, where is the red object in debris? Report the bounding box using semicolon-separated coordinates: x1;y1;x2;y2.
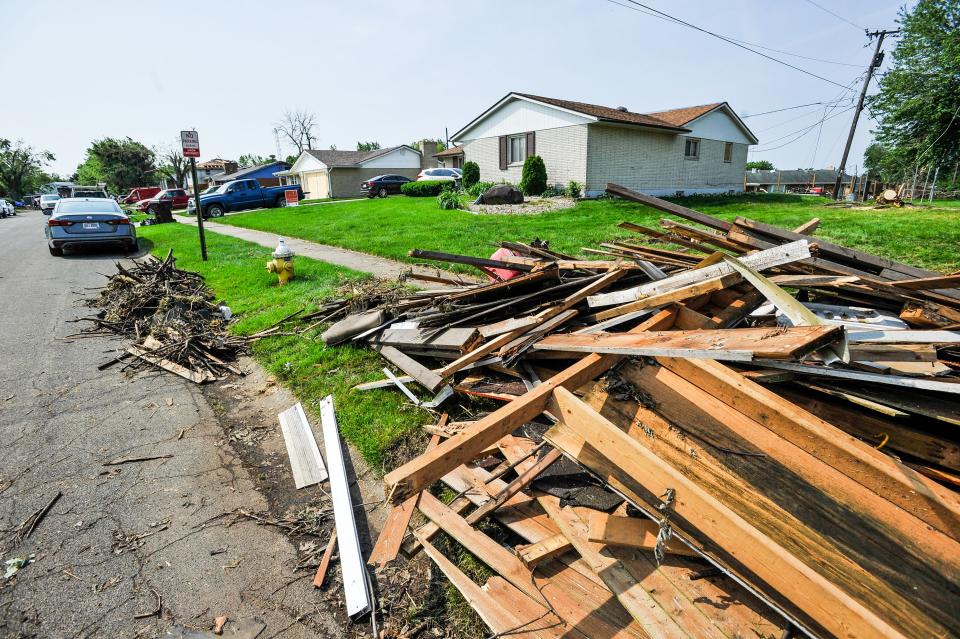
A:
485;248;522;282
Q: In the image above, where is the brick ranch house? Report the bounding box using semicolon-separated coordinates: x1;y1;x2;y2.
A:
451;92;758;197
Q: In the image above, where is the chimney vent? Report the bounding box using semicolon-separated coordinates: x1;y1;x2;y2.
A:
616;106;628;112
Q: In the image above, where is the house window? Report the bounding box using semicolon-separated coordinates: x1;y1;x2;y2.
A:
723;142;733;163
508;134;527;164
452;155;463;169
684;138;700;160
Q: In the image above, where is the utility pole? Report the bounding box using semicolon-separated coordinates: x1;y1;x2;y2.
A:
832;29;900;200
929;165;939;203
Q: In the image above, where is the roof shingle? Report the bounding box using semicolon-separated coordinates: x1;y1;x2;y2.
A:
306;145;414;167
646;103;725;126
514;93;689;131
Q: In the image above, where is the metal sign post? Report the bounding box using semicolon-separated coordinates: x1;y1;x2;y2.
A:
181;130;207;261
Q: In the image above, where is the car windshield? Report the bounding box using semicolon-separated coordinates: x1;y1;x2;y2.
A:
56;201;123;214
215;184;232;194
41;195;60;201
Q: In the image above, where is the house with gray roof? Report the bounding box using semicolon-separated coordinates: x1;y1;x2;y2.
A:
213;160;291;187
451;92;758;197
283;145;423;199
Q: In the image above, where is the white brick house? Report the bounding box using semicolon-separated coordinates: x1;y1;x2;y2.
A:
451;93;758;197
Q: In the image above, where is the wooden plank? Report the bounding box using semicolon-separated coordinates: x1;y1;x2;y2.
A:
383;308;679;503
616;221;715;254
312;529;337;588
478;316;540;338
849;342;938;362
464;448;562;525
376;345;444;392
536;496;710;639
778;387;960;472
734;216;942;280
482;577;572;639
127;345;212;383
277;403;328;489
517;533;571;567
587;240;811;307
888;273;960;291
367;433;441;568
586;512;699;557
590;272;742;322
658;219;747;252
792;217;821;234
417;537;541;638
371;327;479;353
544;387;915;639
846;328;960;343
605;183;732;231
534;326;842;361
659;357;960;539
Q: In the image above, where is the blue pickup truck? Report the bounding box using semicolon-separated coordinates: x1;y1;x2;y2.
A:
187;179;304;218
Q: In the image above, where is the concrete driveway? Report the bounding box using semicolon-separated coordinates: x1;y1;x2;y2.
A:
0;211;360;638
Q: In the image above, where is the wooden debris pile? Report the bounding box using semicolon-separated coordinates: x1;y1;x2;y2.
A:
342;184;960;638
79;250;250;383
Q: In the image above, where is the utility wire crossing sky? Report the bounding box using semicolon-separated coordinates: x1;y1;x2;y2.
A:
0;0;909;176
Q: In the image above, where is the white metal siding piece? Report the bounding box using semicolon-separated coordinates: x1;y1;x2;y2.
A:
278;403;328;489
685;108;755;145
360;147;422;169
319;395;372;618
587;240;812;307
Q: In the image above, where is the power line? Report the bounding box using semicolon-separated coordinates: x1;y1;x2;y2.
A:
605;0;852;88
743;102;831;118
751;105;858;152
802;0;866;32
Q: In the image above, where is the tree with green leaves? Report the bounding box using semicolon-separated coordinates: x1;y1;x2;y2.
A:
866;0;960;181
74;151;105;186
746;160;774;170
356;141;380;152
238;153;276;168
78;137;156;192
519;155;547;195
0;138;55;198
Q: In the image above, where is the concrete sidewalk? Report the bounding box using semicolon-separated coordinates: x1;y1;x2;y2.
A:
175;215;481;285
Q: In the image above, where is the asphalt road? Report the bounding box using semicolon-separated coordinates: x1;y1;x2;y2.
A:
0;210;349;638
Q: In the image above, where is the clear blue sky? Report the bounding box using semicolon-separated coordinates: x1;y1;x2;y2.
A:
1;0;910;177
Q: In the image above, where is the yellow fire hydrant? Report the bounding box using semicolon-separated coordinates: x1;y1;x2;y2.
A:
266;238;295;285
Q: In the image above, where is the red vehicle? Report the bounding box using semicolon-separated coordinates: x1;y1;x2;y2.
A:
122;187;161;204
136;188;190;213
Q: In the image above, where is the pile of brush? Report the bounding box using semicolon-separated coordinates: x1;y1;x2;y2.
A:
78;250;249;383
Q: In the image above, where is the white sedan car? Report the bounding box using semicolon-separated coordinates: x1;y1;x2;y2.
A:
0;199;14;217
417;167;462;186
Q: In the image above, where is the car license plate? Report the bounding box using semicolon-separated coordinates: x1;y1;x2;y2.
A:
83;222;99;230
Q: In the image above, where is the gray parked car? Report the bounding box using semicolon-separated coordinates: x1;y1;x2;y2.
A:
45;198;137;256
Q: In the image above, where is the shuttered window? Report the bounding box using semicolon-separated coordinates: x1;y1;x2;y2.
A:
723;142;733;163
508;134;527;164
684;138;700;160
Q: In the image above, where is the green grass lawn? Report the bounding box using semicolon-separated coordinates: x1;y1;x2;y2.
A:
217;193;960;272
137;222;425;470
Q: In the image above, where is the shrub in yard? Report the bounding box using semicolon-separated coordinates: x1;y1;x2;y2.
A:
467;181;496;198
461;161;480;189
565;180;582;198
401;180;451;197
540;184;561;197
437;190;463;210
519;155;547;196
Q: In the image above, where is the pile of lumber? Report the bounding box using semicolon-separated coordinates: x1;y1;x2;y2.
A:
342;184;959;638
78;251;251;383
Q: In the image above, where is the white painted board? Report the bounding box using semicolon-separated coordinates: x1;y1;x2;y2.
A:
278;403;328;489
320;395;372;618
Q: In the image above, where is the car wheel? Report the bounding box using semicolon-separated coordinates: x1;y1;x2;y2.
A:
378;188;388;198
48;245;63;256
275;196;287;208
208;204;224;218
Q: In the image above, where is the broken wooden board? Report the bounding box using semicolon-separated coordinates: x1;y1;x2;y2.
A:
586;511;699;557
376;345;444;392
544;386;928;639
277;403;328;489
127;344;214;383
534;325;842;361
383;308;679;503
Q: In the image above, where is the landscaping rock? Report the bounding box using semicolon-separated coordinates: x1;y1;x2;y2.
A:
477;184;524;205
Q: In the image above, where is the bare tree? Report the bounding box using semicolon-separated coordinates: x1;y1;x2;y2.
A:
156;146;189;189
276;109;318;155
